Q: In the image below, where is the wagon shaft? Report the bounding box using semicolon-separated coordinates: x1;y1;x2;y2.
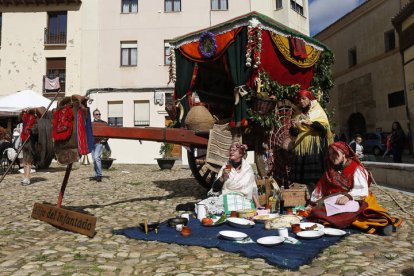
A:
92;124;208;147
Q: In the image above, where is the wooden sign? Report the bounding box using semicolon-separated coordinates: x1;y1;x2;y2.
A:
31;203;96;237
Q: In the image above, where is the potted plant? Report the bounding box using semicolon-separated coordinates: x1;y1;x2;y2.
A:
156;142;177;170
101;144;115;170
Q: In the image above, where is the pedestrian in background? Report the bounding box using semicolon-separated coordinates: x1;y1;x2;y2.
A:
91;109;107;182
390;121;405;163
349;134;365;161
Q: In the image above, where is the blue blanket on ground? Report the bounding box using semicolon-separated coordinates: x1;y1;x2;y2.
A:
113;219;353;270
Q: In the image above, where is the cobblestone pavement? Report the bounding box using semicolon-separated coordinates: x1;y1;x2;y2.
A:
0;163;413;276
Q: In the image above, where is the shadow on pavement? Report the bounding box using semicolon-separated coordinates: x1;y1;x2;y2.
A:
64;178;205;211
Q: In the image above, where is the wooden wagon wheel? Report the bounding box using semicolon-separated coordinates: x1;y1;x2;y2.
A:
34;113;54;170
268;100;295;183
187;146;218;190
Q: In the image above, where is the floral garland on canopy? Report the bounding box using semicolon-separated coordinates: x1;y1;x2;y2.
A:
198;32;218;59
246;18;262;68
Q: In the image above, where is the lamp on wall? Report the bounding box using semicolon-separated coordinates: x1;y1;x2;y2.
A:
154;91;164;106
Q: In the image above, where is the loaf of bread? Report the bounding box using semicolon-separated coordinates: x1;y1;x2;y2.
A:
264;215;301;229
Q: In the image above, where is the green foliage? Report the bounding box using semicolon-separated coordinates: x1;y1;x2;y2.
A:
247;109;281;129
102;146;111;159
310;50;335;107
254;70;300;100
159;142;174;157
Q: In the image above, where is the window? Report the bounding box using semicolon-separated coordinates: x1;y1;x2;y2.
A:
388;90;405;108
384;30;395;52
165;0;181;12
134;101;150;126
348;47;357;68
45;58;66;93
290;0;303;15
211;0;228;10
276;0;283;9
108;102;123;127
121;41;137;66
45;12;67;45
121;0;138;13
164;41;171;65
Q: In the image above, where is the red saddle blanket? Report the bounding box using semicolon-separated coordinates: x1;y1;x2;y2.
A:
52;105;74;141
21;112;37;142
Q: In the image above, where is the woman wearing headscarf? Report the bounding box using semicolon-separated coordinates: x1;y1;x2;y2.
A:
289;90;333;192
305;142;402;234
197;142;262;216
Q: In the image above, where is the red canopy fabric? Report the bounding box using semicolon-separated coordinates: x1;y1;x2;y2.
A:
250;30;314;89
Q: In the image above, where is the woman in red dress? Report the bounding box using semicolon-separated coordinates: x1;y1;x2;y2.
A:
306;142;402;234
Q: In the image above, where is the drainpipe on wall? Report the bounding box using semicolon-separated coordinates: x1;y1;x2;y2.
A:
399;51;414;155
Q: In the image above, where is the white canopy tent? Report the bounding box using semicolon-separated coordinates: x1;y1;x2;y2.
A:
0;90;57;115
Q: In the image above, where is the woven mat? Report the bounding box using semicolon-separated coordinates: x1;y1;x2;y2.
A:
205;124;242;172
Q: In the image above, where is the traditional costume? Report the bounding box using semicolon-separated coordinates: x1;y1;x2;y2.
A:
290;90;333;185
308;142;402;234
197;143;258;215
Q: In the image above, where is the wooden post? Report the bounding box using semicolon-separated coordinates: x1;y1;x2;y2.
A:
57;163;72;208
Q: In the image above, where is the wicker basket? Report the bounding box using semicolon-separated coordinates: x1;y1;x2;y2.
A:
281;188;307;207
252;97;277;115
184;105;215;131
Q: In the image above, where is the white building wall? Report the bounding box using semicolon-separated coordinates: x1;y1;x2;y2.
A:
0;5;82;96
94;0;309;164
0;1;309;164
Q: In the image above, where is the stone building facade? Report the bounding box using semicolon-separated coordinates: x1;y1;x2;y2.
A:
315;0;411;145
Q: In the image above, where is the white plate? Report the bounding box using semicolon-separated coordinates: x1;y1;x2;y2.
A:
256;236;285;247
219;230;248;241
322;228;347;236
296;230;324;239
253;213;279;223
300;222;325;231
227;217;255;228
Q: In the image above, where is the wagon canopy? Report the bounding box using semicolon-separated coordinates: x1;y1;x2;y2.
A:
168;11;333;127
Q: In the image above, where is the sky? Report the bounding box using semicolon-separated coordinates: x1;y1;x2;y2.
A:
309;0;366;36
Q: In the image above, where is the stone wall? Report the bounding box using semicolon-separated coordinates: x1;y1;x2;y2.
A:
363;161;414;192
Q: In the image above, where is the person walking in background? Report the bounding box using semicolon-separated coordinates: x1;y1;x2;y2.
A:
390;121;405;163
349;134;365;161
91;109;107;182
20;110;37;186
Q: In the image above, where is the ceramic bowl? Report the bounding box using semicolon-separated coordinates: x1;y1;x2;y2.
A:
167;217;188;228
139;221;159;232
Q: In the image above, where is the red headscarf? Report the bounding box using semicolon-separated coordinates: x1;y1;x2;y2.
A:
295;89;316;103
328;141;360;164
324;141;363;190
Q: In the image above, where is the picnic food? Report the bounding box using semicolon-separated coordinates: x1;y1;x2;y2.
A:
202;218;213;225
305;224;318;231
215;213;227;225
264;215;301;229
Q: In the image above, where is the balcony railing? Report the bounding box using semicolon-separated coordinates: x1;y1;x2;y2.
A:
134;120;150;127
44;28;67;45
43;75;65;99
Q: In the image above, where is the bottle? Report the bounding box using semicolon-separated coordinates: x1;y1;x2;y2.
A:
279;187;285;215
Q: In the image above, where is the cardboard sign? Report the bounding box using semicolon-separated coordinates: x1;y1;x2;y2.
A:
31;203;96;237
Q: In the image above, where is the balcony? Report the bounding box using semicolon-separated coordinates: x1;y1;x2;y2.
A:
0;0;81;6
43;75;65;100
44;28;66;46
134;120;150;127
